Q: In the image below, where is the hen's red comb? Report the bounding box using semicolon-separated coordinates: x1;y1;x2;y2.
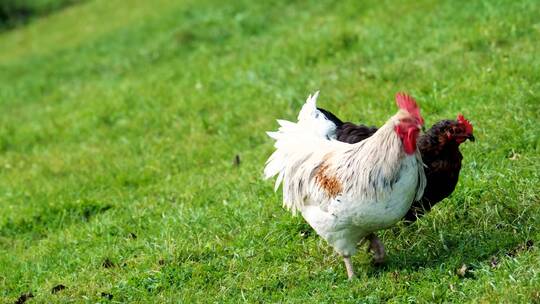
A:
457;114;473;134
395;93;424;125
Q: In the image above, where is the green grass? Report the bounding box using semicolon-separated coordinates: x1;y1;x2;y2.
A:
0;0;539;302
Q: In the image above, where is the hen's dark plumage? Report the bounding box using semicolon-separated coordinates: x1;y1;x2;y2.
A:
409;120;467;220
317;108;474;222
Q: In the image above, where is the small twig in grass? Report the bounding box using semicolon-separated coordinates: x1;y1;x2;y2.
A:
51;284;66;294
233;154;241;166
15;292;34;304
102;258;115;268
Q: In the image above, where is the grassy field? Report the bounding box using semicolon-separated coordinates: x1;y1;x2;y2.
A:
0;0;539;302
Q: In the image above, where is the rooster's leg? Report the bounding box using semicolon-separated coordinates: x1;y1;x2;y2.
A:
343;255;355;279
367;233;385;265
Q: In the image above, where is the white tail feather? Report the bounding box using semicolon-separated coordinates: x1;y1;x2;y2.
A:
264;92;336;181
264;92;346;213
297;91;319;121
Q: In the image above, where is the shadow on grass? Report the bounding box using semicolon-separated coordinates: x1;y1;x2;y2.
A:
366;222;534;278
0;200;112;242
0;0;85;30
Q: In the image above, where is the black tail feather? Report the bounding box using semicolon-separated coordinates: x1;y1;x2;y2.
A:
317;107;344;127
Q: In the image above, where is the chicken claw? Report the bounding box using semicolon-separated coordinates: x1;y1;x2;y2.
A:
343;255;355;279
367;233;385;265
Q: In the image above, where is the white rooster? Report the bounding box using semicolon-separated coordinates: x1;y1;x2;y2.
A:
264;92;426;279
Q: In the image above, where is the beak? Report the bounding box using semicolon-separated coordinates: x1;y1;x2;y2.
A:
468;134;475;142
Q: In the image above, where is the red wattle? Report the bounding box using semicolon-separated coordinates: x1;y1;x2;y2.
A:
403;128;417;154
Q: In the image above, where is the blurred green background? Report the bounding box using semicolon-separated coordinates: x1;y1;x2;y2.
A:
0;0;539;302
0;0;82;29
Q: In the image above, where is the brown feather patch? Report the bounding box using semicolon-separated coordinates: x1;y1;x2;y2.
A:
315;163;342;198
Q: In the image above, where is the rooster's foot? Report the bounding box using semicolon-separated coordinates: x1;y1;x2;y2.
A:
366;233;386;265
343;255;355;280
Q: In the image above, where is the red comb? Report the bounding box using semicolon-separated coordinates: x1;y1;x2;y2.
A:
395;93;424;125
457;114;473;134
